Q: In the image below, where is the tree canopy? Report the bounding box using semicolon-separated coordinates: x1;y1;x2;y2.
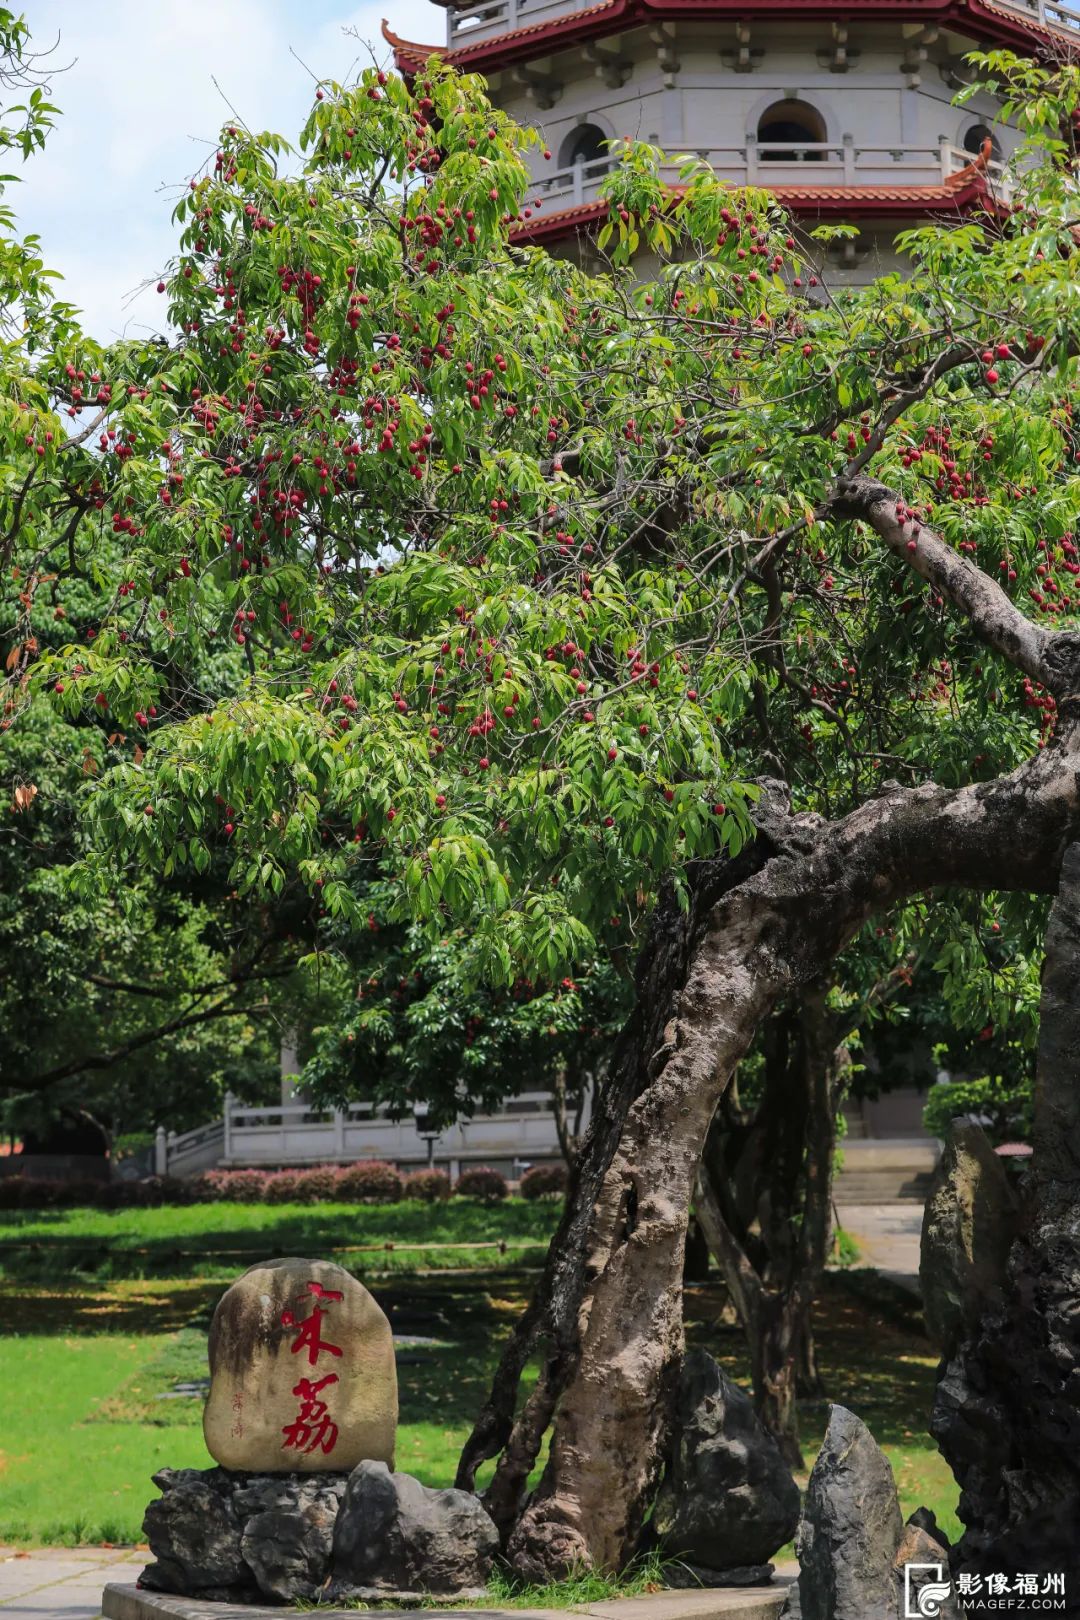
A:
6;47;1076;1002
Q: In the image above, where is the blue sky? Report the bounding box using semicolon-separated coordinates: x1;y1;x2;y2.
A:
18;0;440;341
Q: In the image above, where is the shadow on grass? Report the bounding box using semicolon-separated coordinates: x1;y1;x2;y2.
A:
0;1201;557;1287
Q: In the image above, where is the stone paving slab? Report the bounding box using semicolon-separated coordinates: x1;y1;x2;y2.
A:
835;1201;923;1295
101;1581;793;1620
0;1547;145;1619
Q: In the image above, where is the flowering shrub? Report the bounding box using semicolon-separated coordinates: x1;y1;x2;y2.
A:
191;1168;269;1204
262;1170;303;1204
454;1165;509;1202
331;1161;403;1203
403;1168;451;1202
519;1162;569;1201
290;1166;340;1204
0;1159;516;1207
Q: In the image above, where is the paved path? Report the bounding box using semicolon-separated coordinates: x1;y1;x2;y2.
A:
0;1552;794;1620
836;1201;923;1294
102;1581;795;1620
0;1547;145;1620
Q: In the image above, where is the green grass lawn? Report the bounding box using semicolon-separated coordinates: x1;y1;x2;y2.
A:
0;1201;959;1550
0;1198;559;1284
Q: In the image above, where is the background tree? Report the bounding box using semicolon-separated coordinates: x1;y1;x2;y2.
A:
301;912;629;1158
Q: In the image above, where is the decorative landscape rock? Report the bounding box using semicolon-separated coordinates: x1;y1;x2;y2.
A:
235;1473;348;1603
329;1459;500;1600
663;1560;777;1589
794;1405;903;1620
919;1121;1017;1352
202;1256;397;1473
892;1514;957;1620
141;1462;498;1605
653;1349;800;1580
141;1467;258;1602
929;848;1080;1580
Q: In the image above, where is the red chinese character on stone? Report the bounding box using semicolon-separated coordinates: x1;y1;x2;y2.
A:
281;1373;340;1456
280;1281;345;1368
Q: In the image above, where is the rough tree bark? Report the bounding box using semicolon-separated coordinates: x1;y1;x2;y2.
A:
694;986;850;1469
457;474;1080;1581
931;841;1080;1577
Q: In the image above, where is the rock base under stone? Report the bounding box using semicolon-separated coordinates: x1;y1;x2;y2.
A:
663;1561;776;1589
141;1460;497;1606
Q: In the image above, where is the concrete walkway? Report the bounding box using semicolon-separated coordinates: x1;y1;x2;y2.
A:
0;1547;145;1620
101;1581;795;1620
0;1549;794;1620
836;1201;923;1295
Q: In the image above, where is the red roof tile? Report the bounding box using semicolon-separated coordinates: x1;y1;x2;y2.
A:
507;175;1001;243
384;0;1079;74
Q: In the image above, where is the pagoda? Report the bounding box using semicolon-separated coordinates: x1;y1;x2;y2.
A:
384;0;1079;282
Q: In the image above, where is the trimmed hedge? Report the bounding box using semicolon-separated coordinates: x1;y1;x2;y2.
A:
334;1161;404;1203
403;1168;451;1202
520;1162;568;1201
0;1174;191;1210
0;1160;528;1209
454;1165;509;1202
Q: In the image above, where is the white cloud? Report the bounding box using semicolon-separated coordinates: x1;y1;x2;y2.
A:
15;0;438;340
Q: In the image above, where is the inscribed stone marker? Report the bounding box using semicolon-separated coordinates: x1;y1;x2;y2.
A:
203;1256;397;1472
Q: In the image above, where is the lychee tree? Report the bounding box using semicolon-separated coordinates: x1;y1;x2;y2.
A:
7;32;1080;1577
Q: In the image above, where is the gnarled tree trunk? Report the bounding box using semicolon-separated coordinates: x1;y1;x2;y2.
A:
462;748;1078;1578
459;476;1080;1580
694;984;849;1469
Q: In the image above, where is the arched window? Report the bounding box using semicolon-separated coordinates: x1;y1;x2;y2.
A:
756;100;826;162
560;124;610;169
963;122;1002;161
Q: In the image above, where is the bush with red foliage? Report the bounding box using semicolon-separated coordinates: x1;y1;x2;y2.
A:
454;1165;509;1202
403;1168;451;1202
519;1162;569;1201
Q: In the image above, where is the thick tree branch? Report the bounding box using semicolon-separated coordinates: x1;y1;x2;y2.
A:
833;473;1080;696
15;1000;272;1095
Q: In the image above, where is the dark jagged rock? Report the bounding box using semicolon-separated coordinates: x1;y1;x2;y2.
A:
920;1121;1016;1353
662;1559;774;1588
892;1517;957;1620
929;845;1080;1580
906;1505;949;1547
141;1460;497;1605
329;1459;499;1600
235;1473;348;1603
140;1467;256;1601
931;1210;1080;1577
141;1466;350;1604
794;1405;902;1620
653;1350;800;1571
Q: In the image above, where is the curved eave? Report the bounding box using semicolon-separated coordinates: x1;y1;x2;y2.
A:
507;176;1003;244
382;18;438;71
384;0;1077;76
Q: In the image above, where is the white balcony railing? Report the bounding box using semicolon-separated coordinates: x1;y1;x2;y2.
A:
998;0;1080;33
157;1089;586;1178
448;0;568;45
445;0;1080;48
528;141;1014;215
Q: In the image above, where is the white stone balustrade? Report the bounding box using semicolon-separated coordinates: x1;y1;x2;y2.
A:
158;1090;583;1179
528;143;1012;213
